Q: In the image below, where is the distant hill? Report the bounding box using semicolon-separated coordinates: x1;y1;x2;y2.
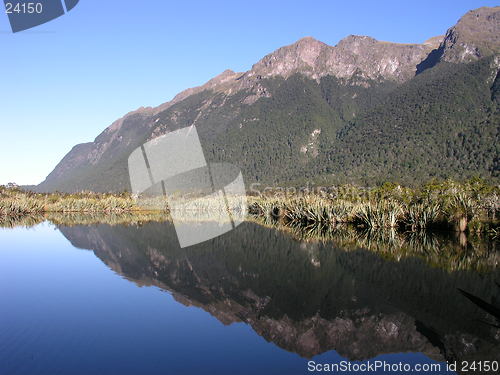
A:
36;6;500;192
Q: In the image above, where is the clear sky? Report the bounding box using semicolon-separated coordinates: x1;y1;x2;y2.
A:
0;0;497;185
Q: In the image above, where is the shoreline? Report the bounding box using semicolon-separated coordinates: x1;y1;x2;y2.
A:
1;179;498;237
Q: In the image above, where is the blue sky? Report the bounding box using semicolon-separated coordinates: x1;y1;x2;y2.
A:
0;0;496;185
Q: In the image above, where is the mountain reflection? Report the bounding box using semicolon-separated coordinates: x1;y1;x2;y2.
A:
58;221;500;363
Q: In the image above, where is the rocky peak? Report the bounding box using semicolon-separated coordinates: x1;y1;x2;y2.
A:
180;6;498;91
246;34;435;84
248;36;329;78
440;6;500;63
423;35;445;49
334;35;436;82
335;34;379;50
125;7;498;105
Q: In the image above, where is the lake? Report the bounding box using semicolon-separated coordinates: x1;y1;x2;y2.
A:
1;220;499;374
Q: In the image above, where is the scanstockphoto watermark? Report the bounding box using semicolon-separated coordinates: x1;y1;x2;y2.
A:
307;360;499;373
248;182;370;199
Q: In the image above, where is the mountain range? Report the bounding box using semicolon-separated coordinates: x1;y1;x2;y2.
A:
37;6;500;192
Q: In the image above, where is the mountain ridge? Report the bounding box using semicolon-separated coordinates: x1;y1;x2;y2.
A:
36;6;500;192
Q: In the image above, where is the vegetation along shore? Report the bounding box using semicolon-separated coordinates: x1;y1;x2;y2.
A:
1;179;498;238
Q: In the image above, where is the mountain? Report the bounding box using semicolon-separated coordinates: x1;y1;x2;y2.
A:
441;6;500;63
37;6;500;192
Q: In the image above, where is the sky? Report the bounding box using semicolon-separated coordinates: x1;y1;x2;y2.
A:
0;0;497;185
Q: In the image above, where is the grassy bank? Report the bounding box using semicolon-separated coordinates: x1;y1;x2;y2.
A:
0;187;138;216
1;179;498;236
1;181;497;271
248;179;499;237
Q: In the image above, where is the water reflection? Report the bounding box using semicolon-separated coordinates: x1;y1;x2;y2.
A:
252;216;499;272
57;221;500;364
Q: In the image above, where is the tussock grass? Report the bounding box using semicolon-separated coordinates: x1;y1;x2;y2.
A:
44;211;170;227
0;199;44;216
353;200;403;228
249;178;499;235
405;203;440;230
1;179;498;236
0;187;138;215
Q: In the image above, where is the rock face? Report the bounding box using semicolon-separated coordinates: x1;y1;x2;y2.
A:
248;35;435;84
440;7;500;63
36;6;500;192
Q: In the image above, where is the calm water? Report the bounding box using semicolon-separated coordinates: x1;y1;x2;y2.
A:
1;221;499;375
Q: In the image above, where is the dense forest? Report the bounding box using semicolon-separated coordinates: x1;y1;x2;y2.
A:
206;57;499;187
